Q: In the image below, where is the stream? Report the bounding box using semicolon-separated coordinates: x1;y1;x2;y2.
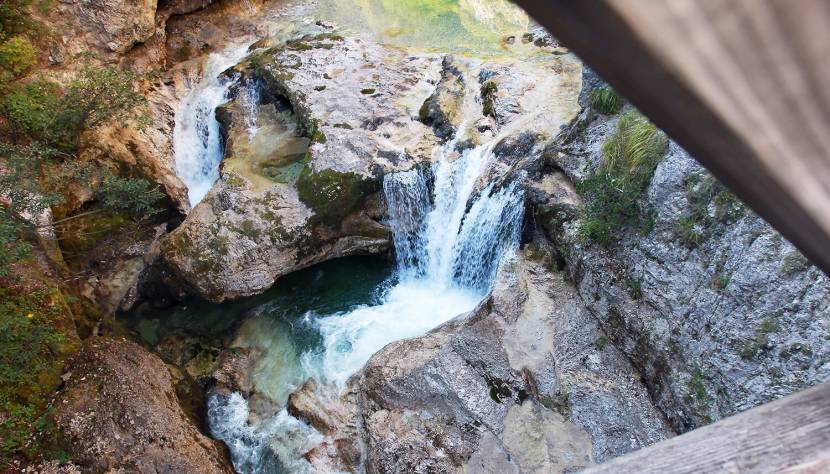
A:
160;1;535;472
205;137;525;473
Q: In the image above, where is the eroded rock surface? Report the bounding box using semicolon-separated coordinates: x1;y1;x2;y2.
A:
293;252;673;472
52;337;233;473
161;28;582;302
535;70;830;432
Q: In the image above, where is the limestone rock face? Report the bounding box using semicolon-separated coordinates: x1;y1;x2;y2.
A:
536;70;830;432
160;33;444;301
80;85;191;214
52;337;232;473
296;253;673;473
56;0;158;55
248;33;442;177
420;55;467;141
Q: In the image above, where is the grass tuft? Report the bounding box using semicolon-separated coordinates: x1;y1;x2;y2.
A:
588;87;624;115
576;111;668;246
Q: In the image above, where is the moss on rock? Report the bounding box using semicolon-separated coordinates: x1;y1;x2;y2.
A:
296;165;379;225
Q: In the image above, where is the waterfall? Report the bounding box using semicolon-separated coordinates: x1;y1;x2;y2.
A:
208;136;526;472
173;45;251;206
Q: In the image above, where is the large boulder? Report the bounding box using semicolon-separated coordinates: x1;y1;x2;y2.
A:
293;252;673;472
161;33;442;301
52;337;233;473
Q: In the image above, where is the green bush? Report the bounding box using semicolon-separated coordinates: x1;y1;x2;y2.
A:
0;36;36;80
0;289;71;465
0;1;40;40
0;65;157;274
588;87;623;115
676;216;703;249
2;80;59;138
577;111;668;246
481;80;498;118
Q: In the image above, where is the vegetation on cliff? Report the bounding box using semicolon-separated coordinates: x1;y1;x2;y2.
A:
0;64;162;276
0;2;163;467
577;111;668;246
0;288;78;465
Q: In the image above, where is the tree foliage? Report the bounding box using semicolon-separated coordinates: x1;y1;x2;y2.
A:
0;62;160;275
0;36;36;80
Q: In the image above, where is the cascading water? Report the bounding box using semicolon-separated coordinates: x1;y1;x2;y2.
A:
207;136;526;472
173;46;251;206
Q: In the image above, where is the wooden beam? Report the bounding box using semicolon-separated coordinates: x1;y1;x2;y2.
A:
516;0;830;275
580;381;830;473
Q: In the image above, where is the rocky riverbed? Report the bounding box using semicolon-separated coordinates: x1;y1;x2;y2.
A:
16;0;829;473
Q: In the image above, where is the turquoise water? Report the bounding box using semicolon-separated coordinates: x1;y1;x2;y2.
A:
316;0;532;55
123;256;393;359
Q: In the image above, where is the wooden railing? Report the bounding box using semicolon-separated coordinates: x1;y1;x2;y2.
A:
512;1;830;471
515;0;830;276
583;382;830;473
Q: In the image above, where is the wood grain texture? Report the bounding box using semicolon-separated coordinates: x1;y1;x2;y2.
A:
515;0;830;275
580;381;830;473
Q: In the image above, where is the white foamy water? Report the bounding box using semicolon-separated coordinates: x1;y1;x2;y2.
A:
173;45;251;206
208;136;526;472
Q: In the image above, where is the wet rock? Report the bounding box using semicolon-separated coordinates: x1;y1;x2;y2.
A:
52;337;232;473
287;379;346;434
419;55;466;141
301;252;673;472
211;347;258;396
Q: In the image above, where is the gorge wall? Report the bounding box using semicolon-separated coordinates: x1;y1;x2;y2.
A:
6;1;829;472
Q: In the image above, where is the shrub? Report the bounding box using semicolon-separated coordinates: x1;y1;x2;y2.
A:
740;317;778;360
677;216;703;249
0;289;72;465
0;36;36;79
577;111;668;246
51;66;148;149
588;87;623;115
626;278;643;299
481;80;498;118
1;80;60;138
0;1;40;40
711;272;730;290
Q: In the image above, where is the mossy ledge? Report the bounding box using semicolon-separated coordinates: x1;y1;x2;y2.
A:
296;165;379;225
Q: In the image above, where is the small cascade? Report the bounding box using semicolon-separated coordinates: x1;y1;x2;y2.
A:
382;168;431;278
173;45;250;206
208;393;322;473
238;79;262;137
208;133;526;472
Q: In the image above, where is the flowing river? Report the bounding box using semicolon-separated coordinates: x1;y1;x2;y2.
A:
205;133;525;472
159;0;545;471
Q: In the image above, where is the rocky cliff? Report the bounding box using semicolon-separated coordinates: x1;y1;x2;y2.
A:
52;337;233;472
282;68;830;472
290;251;674;472
538;72;830;432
